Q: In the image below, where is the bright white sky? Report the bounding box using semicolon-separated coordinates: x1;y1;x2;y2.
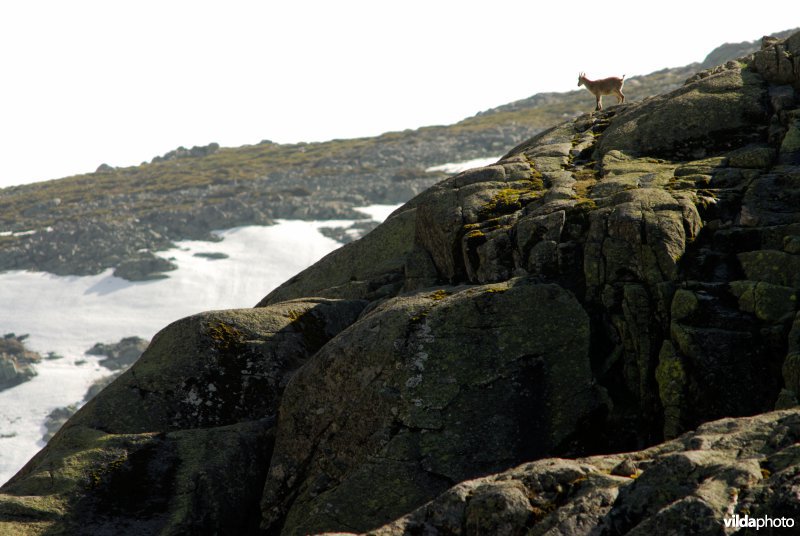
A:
0;1;796;188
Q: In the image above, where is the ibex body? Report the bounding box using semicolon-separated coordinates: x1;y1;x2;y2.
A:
577;72;626;111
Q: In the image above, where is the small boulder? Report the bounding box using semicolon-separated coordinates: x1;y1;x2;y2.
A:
113;251;177;281
0;334;40;391
86;336;149;370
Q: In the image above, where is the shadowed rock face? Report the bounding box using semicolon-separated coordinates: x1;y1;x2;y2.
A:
3;31;800;536
358;409;800;536
0;299;367;535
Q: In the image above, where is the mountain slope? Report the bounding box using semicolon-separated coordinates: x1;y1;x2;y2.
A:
1;30;794;279
1;29;799;535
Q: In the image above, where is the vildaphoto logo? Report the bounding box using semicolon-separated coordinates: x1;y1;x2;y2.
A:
724;514;795;530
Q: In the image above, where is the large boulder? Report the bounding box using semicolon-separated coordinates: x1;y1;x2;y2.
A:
0;299;365;534
60;299;366;435
598;66;769;159
261;280;602;534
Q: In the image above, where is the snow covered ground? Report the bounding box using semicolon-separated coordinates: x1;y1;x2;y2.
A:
0;205;399;485
425;156;500;175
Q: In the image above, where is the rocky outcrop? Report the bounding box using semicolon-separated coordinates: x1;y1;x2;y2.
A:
112;252;177;281
0;219;176;278
698;27;799;69
0;333;39;391
2;29;800;536
150;143;221;164
86;336;150;371
350;409;800;536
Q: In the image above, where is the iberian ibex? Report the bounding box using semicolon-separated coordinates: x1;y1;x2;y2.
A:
577;72;626;111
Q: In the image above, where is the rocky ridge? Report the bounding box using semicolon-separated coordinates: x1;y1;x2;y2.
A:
2;31;800;536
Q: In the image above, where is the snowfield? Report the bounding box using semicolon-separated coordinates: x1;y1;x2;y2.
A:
0;206;398;485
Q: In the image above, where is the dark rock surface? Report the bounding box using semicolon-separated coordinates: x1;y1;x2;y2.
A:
192;251;229;260
261;281;603;535
2;29;800;536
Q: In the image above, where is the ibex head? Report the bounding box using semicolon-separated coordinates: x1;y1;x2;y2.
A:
577;72;586;87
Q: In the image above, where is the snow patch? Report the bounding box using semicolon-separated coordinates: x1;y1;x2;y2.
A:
425;156;501;175
353;204;400;222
